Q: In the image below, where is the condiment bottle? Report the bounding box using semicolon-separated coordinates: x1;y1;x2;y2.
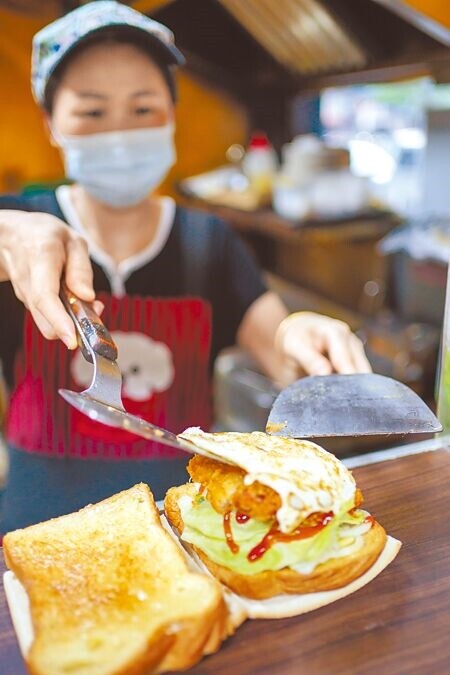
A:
241;132;278;197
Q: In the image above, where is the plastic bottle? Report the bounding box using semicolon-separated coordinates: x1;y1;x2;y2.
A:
241;132;278;197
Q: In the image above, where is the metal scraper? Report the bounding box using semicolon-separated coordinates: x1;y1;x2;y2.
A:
266;373;442;439
58;285;226;462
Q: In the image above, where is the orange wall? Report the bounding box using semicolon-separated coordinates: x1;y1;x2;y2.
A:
0;9;62;191
405;0;450;29
0;6;247;194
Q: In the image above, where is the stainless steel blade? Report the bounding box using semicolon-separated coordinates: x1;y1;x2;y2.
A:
59;388;228;461
82;354;125;411
266;373;443;438
59;288;232;462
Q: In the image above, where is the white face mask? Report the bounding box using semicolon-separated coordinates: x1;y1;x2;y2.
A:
53;124;176;208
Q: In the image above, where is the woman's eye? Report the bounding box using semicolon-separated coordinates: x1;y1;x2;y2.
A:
135;107;155;115
78;110;104;118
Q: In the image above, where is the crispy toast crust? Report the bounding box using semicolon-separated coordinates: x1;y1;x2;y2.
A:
4;483;229;675
165;484;387;600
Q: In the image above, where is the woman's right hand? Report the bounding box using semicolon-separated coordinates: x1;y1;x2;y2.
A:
0;210;95;348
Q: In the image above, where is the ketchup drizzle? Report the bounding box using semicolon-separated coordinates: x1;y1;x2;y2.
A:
248;512;334;562
349;506;375;528
223;512;239;553
350;507;375;528
222;508;368;561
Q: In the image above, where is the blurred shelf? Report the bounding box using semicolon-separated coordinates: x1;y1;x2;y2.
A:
178;193;401;244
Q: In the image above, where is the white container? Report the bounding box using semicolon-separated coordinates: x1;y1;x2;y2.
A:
272;175;310;222
281;135;326;186
310;170;369;219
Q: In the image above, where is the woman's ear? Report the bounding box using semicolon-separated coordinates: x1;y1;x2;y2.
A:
42;112;59;147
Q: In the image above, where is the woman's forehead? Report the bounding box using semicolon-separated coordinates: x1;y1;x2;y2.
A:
59;41;170;95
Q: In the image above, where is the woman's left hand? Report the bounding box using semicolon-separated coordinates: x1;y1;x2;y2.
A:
238;292;372;388
275;311;371;386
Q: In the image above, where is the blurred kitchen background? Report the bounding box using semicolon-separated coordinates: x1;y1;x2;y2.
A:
1;0;450;460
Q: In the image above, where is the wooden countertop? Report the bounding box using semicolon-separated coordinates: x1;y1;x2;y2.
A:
1;446;449;674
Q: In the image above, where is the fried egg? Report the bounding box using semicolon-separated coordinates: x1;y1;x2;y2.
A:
178;428;356;533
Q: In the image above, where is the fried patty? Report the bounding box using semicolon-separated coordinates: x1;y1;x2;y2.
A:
188;455;281;520
187;455;362;522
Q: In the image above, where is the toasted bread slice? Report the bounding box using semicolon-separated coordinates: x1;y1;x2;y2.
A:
3;483;229;675
165;483;387;600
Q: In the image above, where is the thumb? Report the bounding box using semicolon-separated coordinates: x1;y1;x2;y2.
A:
93;300;105;316
283;341;333;377
65;235;95;302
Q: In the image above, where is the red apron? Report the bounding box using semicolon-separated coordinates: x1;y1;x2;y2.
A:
6;293;212;459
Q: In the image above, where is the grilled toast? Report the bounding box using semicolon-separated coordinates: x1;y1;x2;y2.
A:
3;483;229;675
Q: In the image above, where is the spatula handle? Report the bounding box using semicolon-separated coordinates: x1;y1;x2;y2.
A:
60;283;118;363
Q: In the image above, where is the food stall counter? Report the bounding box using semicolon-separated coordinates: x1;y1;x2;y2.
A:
0;437;449;674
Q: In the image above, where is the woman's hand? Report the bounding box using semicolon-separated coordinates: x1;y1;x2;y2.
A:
238;293;371;387
0;210;95;348
274;311;371;387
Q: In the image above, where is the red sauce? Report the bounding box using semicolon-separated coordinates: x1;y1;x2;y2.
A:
223;512;239;554
248;512;334;563
236;512;250;524
350;508;375;527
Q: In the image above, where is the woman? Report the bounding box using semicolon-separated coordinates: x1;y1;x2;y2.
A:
0;1;370;531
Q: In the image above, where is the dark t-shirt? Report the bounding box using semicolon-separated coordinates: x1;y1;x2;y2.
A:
0;190;267;526
0;191;267;390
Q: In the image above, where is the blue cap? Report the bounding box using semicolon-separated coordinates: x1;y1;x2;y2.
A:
31;0;185;105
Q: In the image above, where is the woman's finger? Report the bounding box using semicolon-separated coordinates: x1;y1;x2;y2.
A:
93;300;104;316
283;337;333;376
325;326;360;374
30;294;77;348
65;235;95;302
28;306;60;340
349;334;372;373
8;272;28;306
28;242;77;348
2;249;29;303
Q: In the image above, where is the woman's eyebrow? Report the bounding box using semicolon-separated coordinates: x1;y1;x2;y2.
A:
76;91;108;100
130;90;161;98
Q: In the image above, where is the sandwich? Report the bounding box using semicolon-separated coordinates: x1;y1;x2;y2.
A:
2;437;402;671
165;429;396;603
3;483;230;675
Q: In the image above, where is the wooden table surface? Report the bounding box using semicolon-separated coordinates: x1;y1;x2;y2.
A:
1;448;449;675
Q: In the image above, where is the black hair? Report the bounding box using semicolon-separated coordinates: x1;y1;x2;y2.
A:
43;25;178;114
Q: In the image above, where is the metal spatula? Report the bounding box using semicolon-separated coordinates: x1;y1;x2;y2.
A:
58;285;223;461
266;373;442;439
